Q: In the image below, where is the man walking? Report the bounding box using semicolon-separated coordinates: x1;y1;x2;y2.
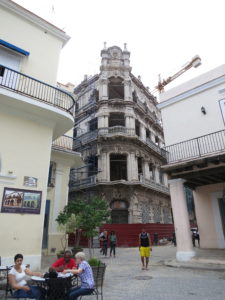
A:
139;228;151;270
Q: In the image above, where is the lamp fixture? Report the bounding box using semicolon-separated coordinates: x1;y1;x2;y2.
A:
201;106;206;115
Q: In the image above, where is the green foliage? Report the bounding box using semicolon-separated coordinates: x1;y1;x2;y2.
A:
56;195;110;241
88;257;102;266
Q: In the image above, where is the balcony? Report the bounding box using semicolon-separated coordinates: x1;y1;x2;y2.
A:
164;129;225;164
70;175;169;195
73;126;166;158
52;135;74;151
0;64;74;114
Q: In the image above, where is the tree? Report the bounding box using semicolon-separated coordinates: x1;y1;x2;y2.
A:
56;196;110;257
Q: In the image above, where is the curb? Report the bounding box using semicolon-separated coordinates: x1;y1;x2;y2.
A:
163;260;225;272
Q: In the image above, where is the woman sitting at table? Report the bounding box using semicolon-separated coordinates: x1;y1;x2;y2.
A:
8;253;44;300
63;252;94;300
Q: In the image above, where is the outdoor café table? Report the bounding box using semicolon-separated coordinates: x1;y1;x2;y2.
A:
31;273;74;300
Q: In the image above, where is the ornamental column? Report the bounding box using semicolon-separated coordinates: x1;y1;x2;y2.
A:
99;78;108;100
124;80;132;101
169;178;195;261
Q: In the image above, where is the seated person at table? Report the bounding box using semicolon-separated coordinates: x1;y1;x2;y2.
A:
63;252;94;300
50;250;76;272
8;253;45;300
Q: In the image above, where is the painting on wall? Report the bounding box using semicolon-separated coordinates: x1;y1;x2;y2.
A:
1;187;42;214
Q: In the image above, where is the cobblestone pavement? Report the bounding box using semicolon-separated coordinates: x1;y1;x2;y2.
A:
1;246;225;300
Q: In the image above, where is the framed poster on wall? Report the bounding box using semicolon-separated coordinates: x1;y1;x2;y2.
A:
1;187;42;214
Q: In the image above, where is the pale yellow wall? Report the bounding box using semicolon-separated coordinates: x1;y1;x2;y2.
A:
0;7;64;85
0;110;52;263
46;151;73;254
193;183;225;248
161;82;225;145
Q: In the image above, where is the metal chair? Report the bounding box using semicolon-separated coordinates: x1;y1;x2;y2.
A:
46;276;72;300
79;262;106;300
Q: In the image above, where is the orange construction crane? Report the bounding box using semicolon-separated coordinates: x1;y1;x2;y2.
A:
156;55;202;93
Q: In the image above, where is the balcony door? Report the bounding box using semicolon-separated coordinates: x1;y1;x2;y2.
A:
0;47;21;88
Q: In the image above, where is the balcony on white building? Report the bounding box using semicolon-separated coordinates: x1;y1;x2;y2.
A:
0;64;75;139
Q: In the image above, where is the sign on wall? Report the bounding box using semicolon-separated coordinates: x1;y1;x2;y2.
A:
24;176;38;187
1;187;42;214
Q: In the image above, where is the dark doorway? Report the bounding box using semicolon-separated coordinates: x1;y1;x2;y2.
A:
109;112;125;127
111;200;129;224
108;77;124;100
135;119;140;136
88;156;98;177
89;117;98;131
218;197;225;237
138;157;143;175
42;200;50;249
110;154;127;181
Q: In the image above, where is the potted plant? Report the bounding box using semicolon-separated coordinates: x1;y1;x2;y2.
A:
88;258;106;286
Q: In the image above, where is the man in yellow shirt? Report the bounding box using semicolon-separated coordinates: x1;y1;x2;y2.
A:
139;228;151;270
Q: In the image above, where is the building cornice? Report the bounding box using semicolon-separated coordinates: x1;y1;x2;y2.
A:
1;0;70;46
158;74;225;109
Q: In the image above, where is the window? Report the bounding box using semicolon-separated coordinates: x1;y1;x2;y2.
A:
132;90;138;102
109;112;125;127
108;77;124;100
135;119;140;136
88;156;98;177
110;200;129;224
138;157;143;175
89;117;98;131
110;154;127;181
159;169;164;184
155;136;159;145
149;163;155;180
146;129;150;139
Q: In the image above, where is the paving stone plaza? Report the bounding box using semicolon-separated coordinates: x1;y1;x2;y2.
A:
45;246;224;300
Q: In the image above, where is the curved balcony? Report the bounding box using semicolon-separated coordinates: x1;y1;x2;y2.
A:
73;126;166;159
69;175;169;195
0;64;74;114
52;135;74;151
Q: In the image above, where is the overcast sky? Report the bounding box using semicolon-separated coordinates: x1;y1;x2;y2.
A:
14;0;225;93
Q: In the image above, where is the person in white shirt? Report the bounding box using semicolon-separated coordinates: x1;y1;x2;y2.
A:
8;253;44;300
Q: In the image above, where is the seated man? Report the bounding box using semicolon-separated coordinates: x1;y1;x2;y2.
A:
50;250;76;272
63;252;94;300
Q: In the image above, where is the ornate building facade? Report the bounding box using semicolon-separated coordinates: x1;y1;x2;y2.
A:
70;44;172;225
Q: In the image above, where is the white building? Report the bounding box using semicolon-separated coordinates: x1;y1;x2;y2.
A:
158;64;225;261
0;0;81;268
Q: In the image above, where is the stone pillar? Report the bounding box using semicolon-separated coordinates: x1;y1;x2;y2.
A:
144;161;150;180
98;116;105;128
100;152;108;181
129;152;138;181
140;124;146;141
124;80;132;101
99;79;108;100
154;165;160;183
169;178;195;261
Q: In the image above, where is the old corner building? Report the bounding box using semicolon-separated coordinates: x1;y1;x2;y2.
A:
70;44;172;228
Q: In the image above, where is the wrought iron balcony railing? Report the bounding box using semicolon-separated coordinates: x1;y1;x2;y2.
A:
69;175;97;189
73;126;166;158
164;129;225;164
0;64;74;114
139;175;169;194
70;175;169;194
52;135;74;151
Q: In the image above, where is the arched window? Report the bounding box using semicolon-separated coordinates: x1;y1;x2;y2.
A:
110;200;129;224
108;77;124;100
